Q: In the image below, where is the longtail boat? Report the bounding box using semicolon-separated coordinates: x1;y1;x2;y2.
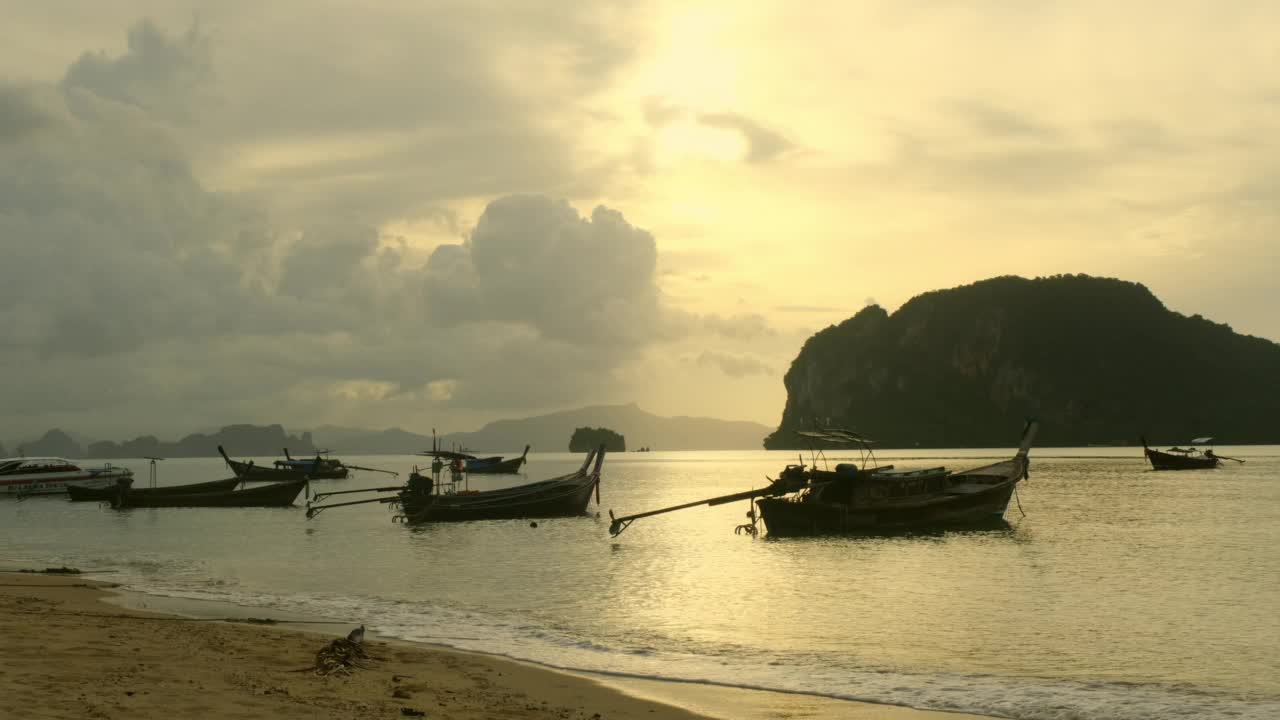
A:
218;445;308;481
1141;436;1242;470
67;476;241;502
305;446;605;523
110;479;307;509
466;445;531;475
275;449;349;479
608;420;1038;538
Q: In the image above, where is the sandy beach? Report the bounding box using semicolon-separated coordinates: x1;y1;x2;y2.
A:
0;572;997;720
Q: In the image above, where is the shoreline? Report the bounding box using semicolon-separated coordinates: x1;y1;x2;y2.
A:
3;571;999;720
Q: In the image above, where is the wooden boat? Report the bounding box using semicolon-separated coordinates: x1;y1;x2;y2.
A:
305;446;606;523
1141;436;1237;470
67;476;241;502
608;420;1038;538
756;439;1032;536
110;479;307;509
466;446;530;475
218;445;308;481
274;449;350;479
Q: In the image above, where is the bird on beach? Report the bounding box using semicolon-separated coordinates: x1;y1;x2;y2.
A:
347;624;365;643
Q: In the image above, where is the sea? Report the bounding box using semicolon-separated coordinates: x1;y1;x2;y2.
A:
3;446;1278;720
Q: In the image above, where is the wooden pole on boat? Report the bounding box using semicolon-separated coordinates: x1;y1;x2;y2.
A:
309;485;404;503
607;479;798;537
306;495;401;519
341;464;400;476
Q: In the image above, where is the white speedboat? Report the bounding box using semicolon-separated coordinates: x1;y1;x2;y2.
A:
0;457;134;497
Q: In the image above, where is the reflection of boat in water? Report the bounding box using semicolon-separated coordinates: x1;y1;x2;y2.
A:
0;457;134;497
1142;436;1241;470
609;420;1038;538
305;446;606;523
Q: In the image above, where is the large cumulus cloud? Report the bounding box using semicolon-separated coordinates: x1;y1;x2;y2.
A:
61;19;212;123
0;14;777;443
425;195;662;347
0;82;266;357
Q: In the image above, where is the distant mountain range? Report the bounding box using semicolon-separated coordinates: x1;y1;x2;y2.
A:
8;404;771;458
10;425;317;459
314;404;772;453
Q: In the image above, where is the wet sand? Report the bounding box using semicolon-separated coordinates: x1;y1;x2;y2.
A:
0;573;997;720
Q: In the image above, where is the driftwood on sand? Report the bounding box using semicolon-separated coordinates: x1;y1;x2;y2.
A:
311;637;371;676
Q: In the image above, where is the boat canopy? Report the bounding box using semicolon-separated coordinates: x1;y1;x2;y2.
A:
796;429;877;445
420;450;477;461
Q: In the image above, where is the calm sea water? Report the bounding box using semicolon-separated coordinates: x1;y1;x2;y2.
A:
3;447;1278;719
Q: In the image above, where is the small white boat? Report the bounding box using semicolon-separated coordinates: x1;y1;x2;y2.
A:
0;457;134;497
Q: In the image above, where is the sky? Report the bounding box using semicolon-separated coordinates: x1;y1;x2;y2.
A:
2;1;1278;443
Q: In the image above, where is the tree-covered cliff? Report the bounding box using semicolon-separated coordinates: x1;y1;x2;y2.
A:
765;275;1280;448
569;426;626;452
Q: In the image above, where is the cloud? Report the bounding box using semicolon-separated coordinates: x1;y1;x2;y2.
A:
0;16;667;440
700;312;775;339
62;18;212;122
695;351;772;378
423;195;662;348
0;84;54;141
948;99;1060;141
697;111;794;163
0;79;268;358
183;3;644;227
276;224;381;301
775;305;843;313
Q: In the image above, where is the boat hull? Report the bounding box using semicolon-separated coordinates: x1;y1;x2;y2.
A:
1144;448;1218;470
219;446;309;481
757;482;1015;536
274;460;349;479
400;476;598;522
757;447;1030;538
465;456;527;474
111;479;307;508
68;477;242;502
227;460;307;481
1;472;133;497
399;448;599;523
466;446;530;475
